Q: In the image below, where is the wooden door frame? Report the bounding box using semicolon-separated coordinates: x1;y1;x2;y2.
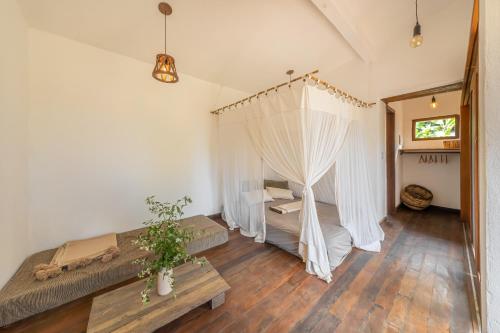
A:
461;0;480;271
386;107;395;215
460;0;481;327
381;82;463;105
381;83;463;215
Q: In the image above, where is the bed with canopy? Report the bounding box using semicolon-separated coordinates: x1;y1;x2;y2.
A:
215;72;384;282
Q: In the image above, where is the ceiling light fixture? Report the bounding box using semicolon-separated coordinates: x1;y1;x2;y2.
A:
152;2;178;83
430;95;437;109
410;0;423;48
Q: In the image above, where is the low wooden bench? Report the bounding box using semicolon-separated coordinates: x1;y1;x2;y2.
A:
0;215;228;327
87;259;229;333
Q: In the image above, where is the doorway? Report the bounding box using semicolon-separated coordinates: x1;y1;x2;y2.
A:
382;83;463;214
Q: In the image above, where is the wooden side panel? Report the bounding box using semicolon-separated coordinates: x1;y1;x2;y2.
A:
460;105;471;227
472;71;480;274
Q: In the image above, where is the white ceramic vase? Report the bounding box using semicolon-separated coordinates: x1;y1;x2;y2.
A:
157;268;174;296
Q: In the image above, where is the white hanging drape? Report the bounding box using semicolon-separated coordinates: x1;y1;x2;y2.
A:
219;79;385;282
313;164;337;205
335;113;385;251
243;82;351;282
219;110;265;242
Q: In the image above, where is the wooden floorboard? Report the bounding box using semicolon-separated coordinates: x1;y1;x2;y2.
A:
0;207;475;333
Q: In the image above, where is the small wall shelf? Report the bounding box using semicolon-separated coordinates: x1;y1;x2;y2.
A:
399;148;461;155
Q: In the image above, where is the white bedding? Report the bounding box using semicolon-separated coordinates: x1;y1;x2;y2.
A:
265;198;352;269
269;200;302;214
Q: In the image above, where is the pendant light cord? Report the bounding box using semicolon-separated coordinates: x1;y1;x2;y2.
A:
164;13;167;54
415;0;419;24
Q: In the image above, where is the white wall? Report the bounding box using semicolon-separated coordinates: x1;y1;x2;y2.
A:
0;0;30;287
401;154;460;209
368;102;387;221
480;0;500;330
401;91;462;150
391;101;404;207
26;29;246;253
390;91;461;209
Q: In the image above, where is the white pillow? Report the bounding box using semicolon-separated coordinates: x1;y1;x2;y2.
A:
243;189;274;205
263;189;274;202
266;187;295;200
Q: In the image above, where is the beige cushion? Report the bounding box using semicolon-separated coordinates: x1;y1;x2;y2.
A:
266;187;294;200
51;233;117;267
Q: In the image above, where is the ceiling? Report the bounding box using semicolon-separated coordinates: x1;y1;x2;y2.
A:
18;0;473;97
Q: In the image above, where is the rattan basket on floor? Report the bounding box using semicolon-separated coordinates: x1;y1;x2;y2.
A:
400;184;433;210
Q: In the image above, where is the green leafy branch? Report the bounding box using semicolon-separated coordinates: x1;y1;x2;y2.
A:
415;117;456;139
132;196;206;304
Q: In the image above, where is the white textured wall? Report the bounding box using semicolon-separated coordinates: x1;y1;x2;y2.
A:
26;29;246;253
401;154;460;209
0;1;30;288
480;0;500;331
368;102;387;220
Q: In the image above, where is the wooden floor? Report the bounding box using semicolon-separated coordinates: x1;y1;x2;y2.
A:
1;207;474;333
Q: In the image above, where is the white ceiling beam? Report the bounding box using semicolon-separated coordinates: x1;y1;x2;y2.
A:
309;0;374;63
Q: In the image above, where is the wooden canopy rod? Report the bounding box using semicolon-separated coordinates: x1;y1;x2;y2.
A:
210;70;375;115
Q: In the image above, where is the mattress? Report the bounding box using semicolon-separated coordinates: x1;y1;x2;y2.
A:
265;199;352;269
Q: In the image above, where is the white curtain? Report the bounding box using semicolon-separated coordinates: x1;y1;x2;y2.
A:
219;79;385;282
335;112;385;251
219;110;265;242
313;165;336;205
243;81;351;282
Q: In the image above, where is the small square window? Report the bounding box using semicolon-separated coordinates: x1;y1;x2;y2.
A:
412;114;460;141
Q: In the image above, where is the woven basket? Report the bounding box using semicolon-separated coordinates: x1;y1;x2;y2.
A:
400;184;433;210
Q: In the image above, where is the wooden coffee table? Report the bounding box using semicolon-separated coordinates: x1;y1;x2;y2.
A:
86;258;229;333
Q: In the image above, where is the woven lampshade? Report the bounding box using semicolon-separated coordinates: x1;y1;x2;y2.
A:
152;53;178;83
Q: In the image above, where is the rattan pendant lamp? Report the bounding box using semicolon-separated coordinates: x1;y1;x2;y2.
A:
152;2;178;83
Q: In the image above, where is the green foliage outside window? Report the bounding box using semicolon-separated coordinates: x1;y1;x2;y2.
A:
414;116;457;139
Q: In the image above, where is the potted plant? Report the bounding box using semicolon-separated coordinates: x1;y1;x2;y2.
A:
133;195;205;304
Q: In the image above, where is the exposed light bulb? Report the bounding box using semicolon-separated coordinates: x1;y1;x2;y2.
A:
410;1;423;48
430;96;437;109
410;35;423;48
410;22;423;48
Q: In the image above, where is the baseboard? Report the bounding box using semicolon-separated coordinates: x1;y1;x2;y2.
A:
429;205;460;214
397;203;460;214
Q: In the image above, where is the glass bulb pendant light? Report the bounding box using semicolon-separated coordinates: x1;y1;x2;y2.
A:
410;0;423;48
152;2;178;83
430;96;437;109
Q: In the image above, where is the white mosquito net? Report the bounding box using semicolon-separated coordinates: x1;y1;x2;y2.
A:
219;79;384;282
